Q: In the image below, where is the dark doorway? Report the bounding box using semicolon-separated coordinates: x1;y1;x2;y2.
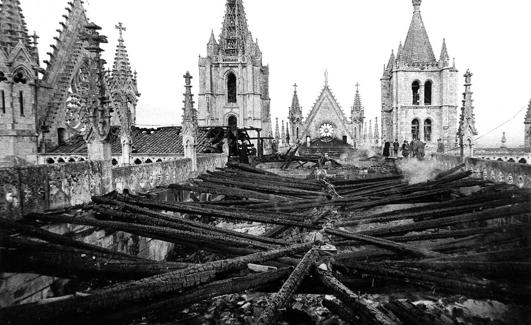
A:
342;135;348;144
228;115;238;128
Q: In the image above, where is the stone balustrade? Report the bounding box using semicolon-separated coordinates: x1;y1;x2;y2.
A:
0;153;227;219
433;154;531;189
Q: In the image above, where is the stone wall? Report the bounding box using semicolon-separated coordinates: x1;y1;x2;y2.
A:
0;160;112;220
433;154;531;188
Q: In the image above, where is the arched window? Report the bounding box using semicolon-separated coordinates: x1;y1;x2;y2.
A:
508;158;515;163
68;158;76;162
519;158;527;164
57;128;66;146
145;159;153;164
411;119;420;140
296;127;299;139
57;158;65;163
423;119;432;142
227;72;237;103
424;80;432;105
0;72;7;82
13;71;27;84
1;90;5;114
134;158;142;165
46;158;55;164
112;159;118;166
412;81;420;105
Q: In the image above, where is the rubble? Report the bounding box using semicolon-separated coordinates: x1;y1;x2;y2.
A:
1;160;530;324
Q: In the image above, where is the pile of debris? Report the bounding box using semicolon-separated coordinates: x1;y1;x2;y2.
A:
259;146;342;170
1;162;530;324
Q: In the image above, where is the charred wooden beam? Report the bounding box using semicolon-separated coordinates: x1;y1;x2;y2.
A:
360;203;530;237
322;298;358;324
92;204;287;246
170;182;292;201
257;248;319;325
326;228;441;258
316;268;399;325
0;243;314;325
385;300;454;325
0;247;191;280
0;217;140;261
108;195;319;229
99;268;292;324
343;262;528;303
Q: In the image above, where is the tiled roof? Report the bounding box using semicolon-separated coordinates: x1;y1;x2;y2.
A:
48;126;210;155
401;4;437;65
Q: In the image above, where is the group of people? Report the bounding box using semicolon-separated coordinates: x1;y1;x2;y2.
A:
382;138;445;160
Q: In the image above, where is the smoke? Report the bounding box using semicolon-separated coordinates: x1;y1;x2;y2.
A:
357;143;378;158
397;158;443;184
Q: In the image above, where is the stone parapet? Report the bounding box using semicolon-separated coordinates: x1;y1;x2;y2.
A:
0;153;227;219
432;154;531;188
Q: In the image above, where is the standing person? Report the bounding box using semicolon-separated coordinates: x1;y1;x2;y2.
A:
409;139;417;158
402;140;410;158
383;141;391;158
437;138;445;153
393;139;400;157
418;141;426;160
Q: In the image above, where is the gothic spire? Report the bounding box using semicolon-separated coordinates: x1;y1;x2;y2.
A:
220;0;250;57
368;120;373;140
182;71;198;135
0;0;32;53
457;69;478;142
351;83;364;122
281;120;285;141
401;0;436;65
525;98;531;123
274;117;280;140
208;29;217;45
374;117;379;141
439;38;450;66
289;83;302;121
111;22;133;82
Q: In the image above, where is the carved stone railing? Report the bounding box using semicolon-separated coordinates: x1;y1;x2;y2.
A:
433;154;531;188
0;153;227;219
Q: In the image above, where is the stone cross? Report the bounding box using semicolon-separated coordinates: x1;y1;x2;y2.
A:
115;22;126;39
293;83;298;92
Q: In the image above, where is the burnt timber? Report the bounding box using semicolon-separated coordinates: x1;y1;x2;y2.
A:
1;161;530;324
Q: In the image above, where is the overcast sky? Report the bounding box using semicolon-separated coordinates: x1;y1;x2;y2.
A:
22;0;531;147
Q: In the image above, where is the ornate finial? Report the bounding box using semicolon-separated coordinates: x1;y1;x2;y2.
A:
293;83;298;92
115;22;126;40
501;132;507;148
184;71;192;86
464;69;473;85
355;82;360;92
413;0;422;11
30;31;39;46
324;70;329;86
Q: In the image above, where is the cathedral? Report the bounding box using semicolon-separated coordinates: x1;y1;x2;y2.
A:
197;0;272;138
381;0;459;150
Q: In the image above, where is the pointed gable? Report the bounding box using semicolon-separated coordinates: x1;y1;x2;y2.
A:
301;82;354;141
401;0;436;65
40;0;89;128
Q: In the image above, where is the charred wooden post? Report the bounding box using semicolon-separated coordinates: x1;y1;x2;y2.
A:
257;248;319;324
